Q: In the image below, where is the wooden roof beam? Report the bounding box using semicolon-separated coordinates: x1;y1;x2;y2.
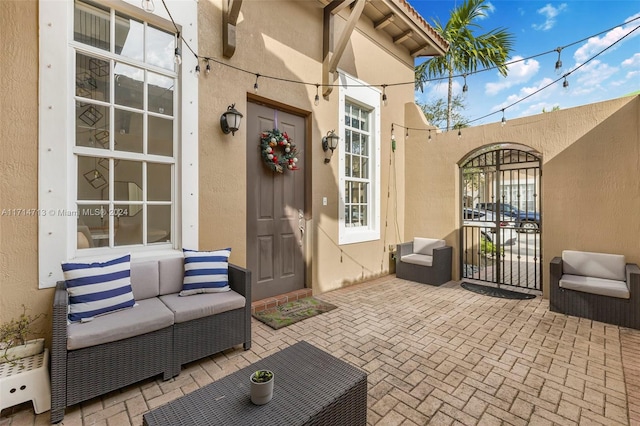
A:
374;13;395;31
222;0;243;59
393;29;412;45
322;0;365;97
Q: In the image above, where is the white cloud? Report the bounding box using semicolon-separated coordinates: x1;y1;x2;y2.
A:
478;2;495;20
491;77;556;112
574;15;640;63
485;57;540;95
575;60;618;87
622;53;640;68
626;70;639;81
532;3;567;31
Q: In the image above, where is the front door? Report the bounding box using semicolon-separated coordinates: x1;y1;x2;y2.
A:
246;102;305;301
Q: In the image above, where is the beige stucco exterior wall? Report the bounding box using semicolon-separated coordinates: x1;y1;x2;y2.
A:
0;1;52;334
198;1;414;295
404;95;640;298
0;0;417;330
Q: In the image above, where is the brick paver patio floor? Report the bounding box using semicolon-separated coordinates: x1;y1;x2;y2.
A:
2;275;639;425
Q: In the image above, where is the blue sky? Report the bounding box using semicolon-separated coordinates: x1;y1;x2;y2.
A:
411;0;640;127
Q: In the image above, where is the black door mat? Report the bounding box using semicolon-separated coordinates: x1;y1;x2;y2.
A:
461;282;536;300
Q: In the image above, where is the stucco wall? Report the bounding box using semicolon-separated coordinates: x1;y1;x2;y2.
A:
0;1;52;337
198;0;414;294
404;95;640;298
0;0;418;329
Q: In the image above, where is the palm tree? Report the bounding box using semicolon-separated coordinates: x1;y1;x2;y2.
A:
416;0;514;130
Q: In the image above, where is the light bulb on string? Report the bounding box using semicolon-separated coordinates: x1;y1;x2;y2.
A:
314;84;320;106
205;59;211;76
254;74;260;93
391;124;396;152
381;85;388;106
501;109;506;127
563;76;569;91
428;129;432;142
462;74;468;98
457;128;462;139
555;47;563;75
174;47;182;65
141;0;155;12
194;57;200;78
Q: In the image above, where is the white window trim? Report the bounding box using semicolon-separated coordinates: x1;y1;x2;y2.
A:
338;72;381;245
38;0;198;288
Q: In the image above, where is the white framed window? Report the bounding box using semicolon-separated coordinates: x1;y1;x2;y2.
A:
338;73;381;245
38;0;198;288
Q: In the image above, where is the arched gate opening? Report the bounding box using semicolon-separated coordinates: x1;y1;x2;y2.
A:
460;147;542;292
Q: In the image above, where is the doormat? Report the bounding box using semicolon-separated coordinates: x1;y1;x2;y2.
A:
252;297;338;330
461;282;536;300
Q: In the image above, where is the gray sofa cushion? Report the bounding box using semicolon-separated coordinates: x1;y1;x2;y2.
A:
67;297;174;350
562;250;626;281
130;259;160;300
559;274;630;299
413;238;445;256
159;291;246;323
400;253;433;267
159;256;184;296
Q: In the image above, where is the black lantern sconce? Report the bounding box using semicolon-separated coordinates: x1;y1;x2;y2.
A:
322;130;340;164
220;104;243;136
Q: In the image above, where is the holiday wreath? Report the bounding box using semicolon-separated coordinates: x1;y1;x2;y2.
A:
260;129;299;173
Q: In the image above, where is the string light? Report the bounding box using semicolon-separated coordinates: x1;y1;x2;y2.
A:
405;128;409;138
194;56;200;77
428;129;432;141
563;76;569;90
457;129;462;139
173;32;182;65
141;0;155;12
501;109;506;127
205;59;211;76
157;0;639;130
555;47;563;75
314;84;320;106
462;74;468;96
254;74;260;93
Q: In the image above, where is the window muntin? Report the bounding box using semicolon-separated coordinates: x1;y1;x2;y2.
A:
73;0;177;250
344;103;372;228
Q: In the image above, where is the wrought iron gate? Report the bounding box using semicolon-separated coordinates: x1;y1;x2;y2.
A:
460;148;542;291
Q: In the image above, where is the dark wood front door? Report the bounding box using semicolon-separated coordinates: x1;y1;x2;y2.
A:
246;102;305;301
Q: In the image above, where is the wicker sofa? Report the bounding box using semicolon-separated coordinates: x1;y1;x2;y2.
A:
396;238;452;286
51;255;251;424
549;250;640;329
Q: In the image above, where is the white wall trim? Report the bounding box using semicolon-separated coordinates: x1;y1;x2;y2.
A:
338;72;381;245
38;0;198;288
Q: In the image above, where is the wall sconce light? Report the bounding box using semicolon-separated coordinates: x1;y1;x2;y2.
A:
322;130;340;164
220;104;243;136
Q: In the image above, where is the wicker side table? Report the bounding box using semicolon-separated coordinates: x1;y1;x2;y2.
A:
0;348;51;414
143;341;367;425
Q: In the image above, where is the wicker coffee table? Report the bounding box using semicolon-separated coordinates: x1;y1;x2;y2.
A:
143;341;367;425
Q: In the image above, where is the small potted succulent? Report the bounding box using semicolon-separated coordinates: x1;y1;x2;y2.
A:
249;369;274;405
0;305;46;365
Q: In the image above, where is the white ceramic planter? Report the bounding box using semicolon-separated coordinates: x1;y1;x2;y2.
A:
250;371;274;405
1;338;45;362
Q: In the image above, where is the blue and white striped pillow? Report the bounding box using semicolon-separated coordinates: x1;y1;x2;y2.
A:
62;254;136;322
180;248;231;296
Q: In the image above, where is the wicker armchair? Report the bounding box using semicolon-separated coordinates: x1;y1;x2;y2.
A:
396;238;452;286
549;251;640;329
